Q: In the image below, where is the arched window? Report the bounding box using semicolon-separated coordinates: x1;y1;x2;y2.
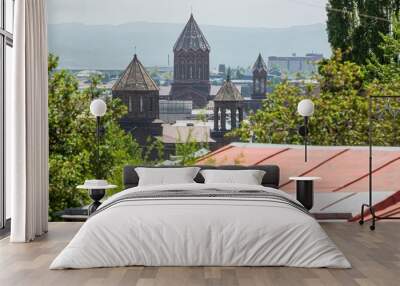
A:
149;97;153;112
128;96;132;112
255;79;260;93
140;96;143;112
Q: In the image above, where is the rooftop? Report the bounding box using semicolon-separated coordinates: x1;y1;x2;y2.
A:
112;54;159;92
173;14;210;52
214;76;244;102
160;123;215;144
252;53;267;72
197;143;400;221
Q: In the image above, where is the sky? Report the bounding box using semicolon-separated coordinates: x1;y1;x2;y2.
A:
47;0;328;28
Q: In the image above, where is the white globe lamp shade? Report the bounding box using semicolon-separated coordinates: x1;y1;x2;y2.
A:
297;99;314;117
90;99;107;117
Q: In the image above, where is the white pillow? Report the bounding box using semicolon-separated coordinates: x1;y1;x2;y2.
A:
200;169;266;185
135;167;201;186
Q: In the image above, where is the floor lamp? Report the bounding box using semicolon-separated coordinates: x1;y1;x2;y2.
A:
297;99;315;162
359;95;400;231
90;98;107;178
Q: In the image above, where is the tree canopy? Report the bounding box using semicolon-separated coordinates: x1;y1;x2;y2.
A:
48;54;153;220
327;0;400;64
230;49;400;147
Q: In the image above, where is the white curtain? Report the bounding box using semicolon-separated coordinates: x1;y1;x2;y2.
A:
8;0;49;242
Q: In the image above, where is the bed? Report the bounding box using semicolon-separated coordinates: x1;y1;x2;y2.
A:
50;165;351;269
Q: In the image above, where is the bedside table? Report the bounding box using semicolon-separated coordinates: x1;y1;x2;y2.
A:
77;180;117;215
289;177;321;210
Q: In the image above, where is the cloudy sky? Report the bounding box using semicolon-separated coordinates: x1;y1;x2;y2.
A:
47;0;328;28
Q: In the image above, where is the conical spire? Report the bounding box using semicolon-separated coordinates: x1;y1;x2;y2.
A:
252;53;267;72
112;54;159;92
214;74;243;102
173;14;210;52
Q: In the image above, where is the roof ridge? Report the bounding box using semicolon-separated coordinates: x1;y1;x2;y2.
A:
112;54;159;92
173;14;210;52
214;80;243;102
253;53;267;72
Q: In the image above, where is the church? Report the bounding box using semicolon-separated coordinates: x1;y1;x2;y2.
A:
111;54;163;145
169;14;211;108
112;14;268;151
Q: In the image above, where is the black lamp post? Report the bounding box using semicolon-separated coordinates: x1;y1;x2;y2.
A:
90;98;107;178
87;99;107;214
297;99;315;162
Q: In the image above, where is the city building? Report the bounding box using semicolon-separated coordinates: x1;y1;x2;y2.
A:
218;64;226;75
170;14;211;108
159;100;193;123
268;53;323;77
112;54;163;145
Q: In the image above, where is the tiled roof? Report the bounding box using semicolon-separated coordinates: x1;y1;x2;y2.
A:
197;143;400;220
214;79;244;102
112;54;159;92
160;124;215;144
173;14;210;52
252;53;267;72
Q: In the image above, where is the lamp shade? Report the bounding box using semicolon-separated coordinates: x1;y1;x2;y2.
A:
90;99;107;117
297;99;315;117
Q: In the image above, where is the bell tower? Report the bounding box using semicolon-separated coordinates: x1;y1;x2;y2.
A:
112;54;162;144
170;14;211;108
252;53;267;100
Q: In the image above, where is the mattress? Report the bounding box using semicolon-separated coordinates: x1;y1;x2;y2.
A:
50;183;351;269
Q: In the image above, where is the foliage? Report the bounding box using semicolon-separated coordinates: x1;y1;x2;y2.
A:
175;128;209;166
232;41;400;146
326;0;400;64
175;137;203;166
48;54;151;220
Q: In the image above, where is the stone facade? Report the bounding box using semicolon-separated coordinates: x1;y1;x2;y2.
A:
211;74;244;147
112;54;162;145
170;14;211;108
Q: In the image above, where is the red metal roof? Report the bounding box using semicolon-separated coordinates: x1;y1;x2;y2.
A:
197;143;400;221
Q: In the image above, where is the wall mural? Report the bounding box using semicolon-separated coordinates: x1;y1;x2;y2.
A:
47;0;400;222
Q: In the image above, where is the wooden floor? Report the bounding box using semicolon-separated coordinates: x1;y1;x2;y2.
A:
0;222;399;286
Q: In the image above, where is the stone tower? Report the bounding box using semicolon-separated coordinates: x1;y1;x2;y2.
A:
252;53;267;100
213;72;244;134
112;54;162;144
170;14;211;108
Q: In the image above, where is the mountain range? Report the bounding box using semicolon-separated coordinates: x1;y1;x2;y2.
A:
48;22;331;70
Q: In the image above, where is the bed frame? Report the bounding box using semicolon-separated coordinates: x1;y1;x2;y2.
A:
123;165;280;189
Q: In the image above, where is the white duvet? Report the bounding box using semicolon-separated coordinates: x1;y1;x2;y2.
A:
50;183;351;269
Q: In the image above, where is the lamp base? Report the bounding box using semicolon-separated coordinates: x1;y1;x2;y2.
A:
87;189;105;215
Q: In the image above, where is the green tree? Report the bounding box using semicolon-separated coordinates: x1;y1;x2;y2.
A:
326;0;357;60
232;49;400;146
327;0;400;64
230;51;372;146
48;54;144;220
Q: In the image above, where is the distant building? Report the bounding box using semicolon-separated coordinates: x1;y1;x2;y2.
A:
159;100;193;123
75;70;104;81
112;54;163;145
268;53;323;77
218;64;226;75
170;14;211;108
